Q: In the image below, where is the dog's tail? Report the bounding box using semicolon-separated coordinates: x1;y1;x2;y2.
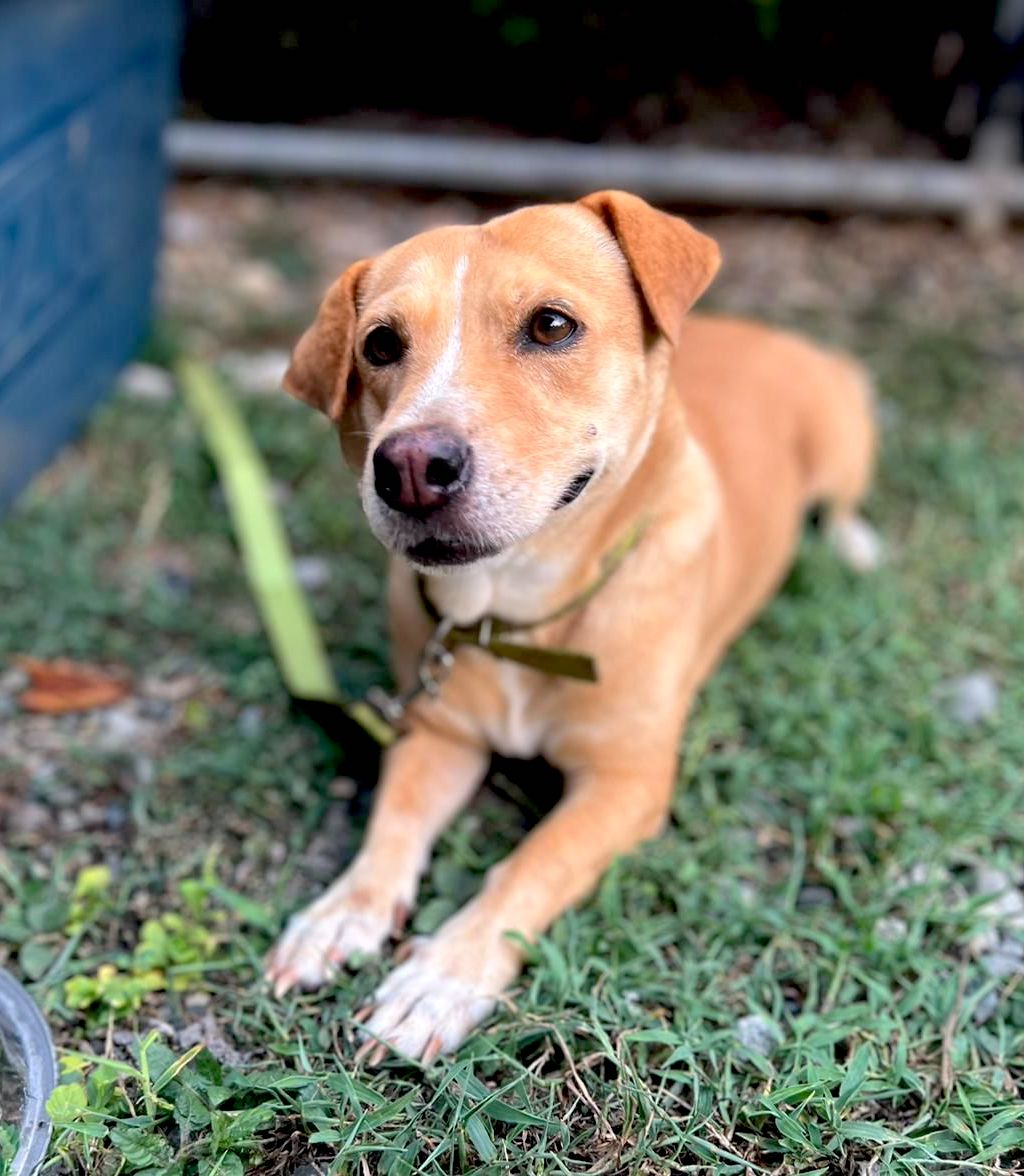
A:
806;354;882;572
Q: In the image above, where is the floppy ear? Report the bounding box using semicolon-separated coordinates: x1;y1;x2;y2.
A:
283;258;370;421
578;190;720;345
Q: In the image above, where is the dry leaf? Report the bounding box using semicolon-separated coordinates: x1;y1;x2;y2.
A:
15;656;130;715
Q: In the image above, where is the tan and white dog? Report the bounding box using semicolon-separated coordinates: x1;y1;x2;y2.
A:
265;190;879;1063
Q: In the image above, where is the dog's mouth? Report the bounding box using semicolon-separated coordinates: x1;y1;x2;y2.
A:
405;535;503;568
555;468;595;510
377;467;597;568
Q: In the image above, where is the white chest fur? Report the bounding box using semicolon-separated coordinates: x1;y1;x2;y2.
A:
423;548;568;628
480;658;546;760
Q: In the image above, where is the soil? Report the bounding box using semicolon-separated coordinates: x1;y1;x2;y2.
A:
0;1036;22;1127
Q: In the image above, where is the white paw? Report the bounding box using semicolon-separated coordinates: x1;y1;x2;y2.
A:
829;513;884;573
355;926;518;1065
265;877;406;997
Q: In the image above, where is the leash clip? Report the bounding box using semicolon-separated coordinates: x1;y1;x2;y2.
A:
364;686;408;727
418;618;455;696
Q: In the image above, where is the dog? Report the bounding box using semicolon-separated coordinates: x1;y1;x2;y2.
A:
265;190;879;1064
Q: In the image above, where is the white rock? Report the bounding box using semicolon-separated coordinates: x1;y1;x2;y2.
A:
975;865;1024;928
118;363;174;402
99;705;149;751
980;939;1024;978
164;208;212;246
941;672;999;725
294;556;332;591
734;1013;783;1057
874;915;908;945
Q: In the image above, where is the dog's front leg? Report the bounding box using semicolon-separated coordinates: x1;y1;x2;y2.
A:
356;744;678;1064
266;726;487;995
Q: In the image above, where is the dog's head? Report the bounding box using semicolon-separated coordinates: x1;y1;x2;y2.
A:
284;190;719;569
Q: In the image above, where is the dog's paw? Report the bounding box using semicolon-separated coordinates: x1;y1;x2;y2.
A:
354;922;519;1065
829;513;884;573
265;878;408;997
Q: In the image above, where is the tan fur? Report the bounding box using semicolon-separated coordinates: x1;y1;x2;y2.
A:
266;191;878;1061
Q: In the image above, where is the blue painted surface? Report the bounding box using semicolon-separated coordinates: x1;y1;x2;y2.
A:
0;0;180;510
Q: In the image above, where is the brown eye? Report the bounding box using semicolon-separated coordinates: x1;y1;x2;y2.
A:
363;325;405;366
528;308;578;347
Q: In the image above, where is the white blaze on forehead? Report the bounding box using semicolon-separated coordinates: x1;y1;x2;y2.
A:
405;254;469;415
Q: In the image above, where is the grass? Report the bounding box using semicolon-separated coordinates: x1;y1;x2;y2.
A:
1;290;1023;1174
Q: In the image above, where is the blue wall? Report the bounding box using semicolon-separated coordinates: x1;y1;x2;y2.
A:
0;0;180;510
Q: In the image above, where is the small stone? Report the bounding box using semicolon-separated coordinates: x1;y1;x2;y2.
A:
118;362;174;402
980;940;1024;978
975;866;1024;929
237;705;264;739
79;803;108;829
164;208;211;246
968;925;1001;956
874;915;908;945
294;556;332;591
99;706;147;751
621;989;643;1012
177;1013;247;1067
8;802;50;836
158;568;193;599
0;666;29;695
940;672;999;725
973;988;1001;1025
797;885;835;909
58;809;84;834
894;861;950;890
134;756;156;789
137;698;172;721
105;804;128;831
734;1013;784;1058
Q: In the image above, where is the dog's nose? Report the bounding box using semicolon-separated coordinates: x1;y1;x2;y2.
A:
373;427;472;515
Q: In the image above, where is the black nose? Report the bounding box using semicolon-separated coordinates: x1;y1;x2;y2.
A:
373;426;472;516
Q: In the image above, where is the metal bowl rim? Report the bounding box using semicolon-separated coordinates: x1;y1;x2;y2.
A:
0;969;57;1176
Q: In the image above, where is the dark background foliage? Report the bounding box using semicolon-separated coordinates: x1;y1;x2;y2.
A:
180;0;1019;157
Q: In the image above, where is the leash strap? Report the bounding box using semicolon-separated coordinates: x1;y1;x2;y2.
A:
178;359;398;747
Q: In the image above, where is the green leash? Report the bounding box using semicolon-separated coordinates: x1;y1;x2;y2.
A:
177;359;396;747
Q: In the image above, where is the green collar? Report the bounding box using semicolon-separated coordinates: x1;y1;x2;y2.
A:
364;521;645;735
416;519;646;685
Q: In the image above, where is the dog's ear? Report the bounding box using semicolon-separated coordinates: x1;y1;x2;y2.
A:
283;259;370;421
578;190;720;344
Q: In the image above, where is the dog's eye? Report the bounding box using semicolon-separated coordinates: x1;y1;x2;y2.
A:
363;325;405;366
528;308;578;347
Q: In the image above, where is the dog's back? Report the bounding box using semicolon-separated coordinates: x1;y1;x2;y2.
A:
674;315;878;649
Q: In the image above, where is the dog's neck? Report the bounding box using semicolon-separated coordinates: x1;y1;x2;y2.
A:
420;374;695;628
